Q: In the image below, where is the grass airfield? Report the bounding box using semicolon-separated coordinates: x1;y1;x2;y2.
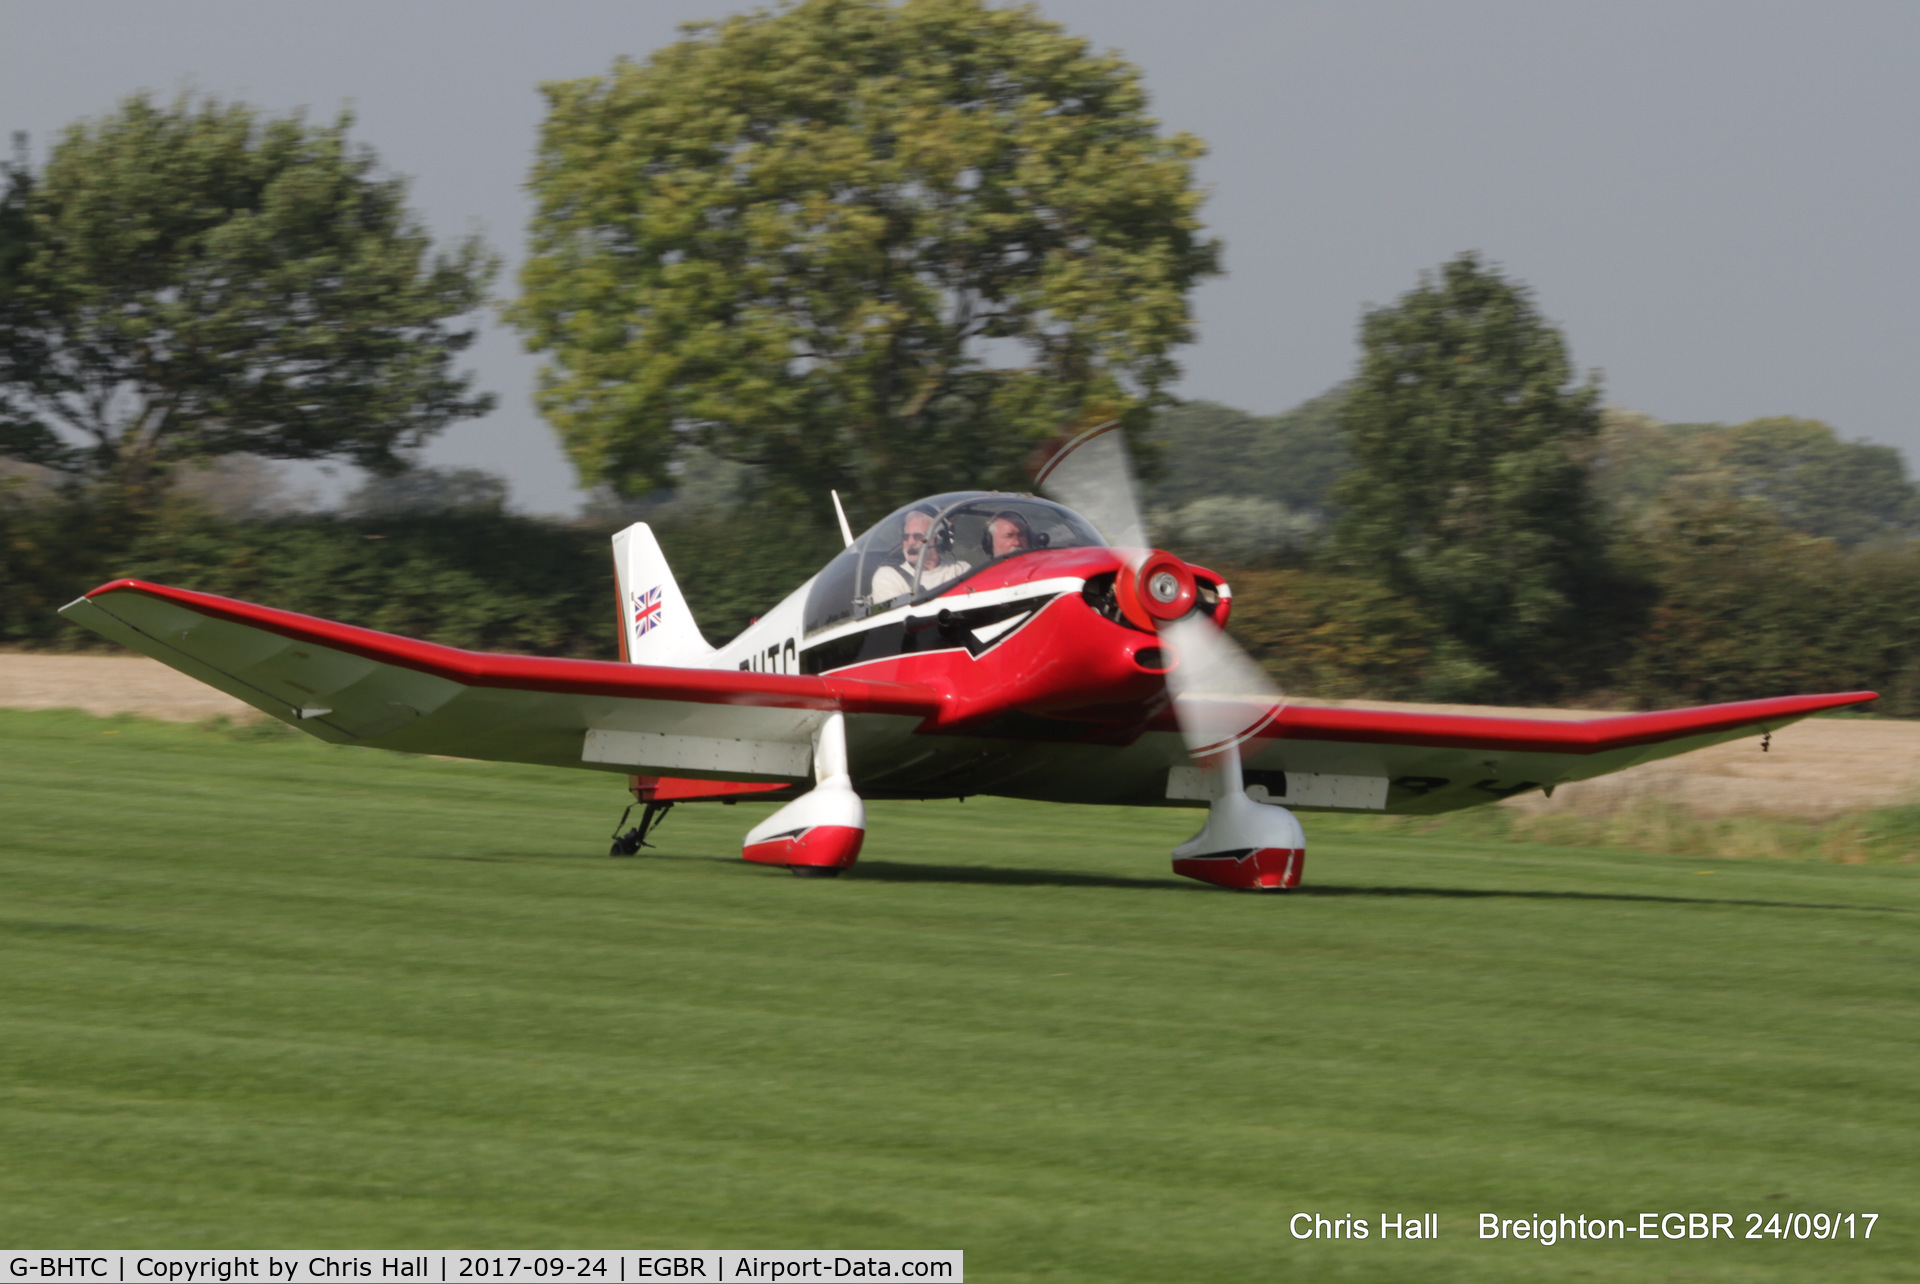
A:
1;708;1914;1281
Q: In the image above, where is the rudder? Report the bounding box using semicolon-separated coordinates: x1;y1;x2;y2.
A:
611;523;715;666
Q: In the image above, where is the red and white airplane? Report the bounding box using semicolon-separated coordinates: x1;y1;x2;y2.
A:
61;425;1872;889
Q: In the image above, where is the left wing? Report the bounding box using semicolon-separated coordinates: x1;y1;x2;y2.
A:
62;580;943;781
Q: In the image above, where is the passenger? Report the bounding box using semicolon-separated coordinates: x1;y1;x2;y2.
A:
870;506;971;604
983;510;1034;559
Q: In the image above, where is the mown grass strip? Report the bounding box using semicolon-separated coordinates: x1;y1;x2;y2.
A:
1;709;1915;1281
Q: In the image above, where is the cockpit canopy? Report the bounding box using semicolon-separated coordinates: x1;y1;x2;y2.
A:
803;492;1107;636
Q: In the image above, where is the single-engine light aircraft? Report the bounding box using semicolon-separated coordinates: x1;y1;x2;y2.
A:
62;425;1873;889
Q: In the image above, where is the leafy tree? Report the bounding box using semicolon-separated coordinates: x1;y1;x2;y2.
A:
0;135;39;451
0;135;29;292
0;95;497;500
167;453;316;521
1615;493;1920;710
1715;417;1915;544
1222;566;1453;702
1716;417;1916;544
1333;253;1623;698
1593;410;1916;546
343;466;511;519
1152;494;1320;566
510;0;1219;514
1145;390;1350;563
1588;409;1699;521
1146;390;1350;515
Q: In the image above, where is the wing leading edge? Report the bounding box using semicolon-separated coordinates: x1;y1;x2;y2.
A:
1201;694;1880;814
62;579;943;780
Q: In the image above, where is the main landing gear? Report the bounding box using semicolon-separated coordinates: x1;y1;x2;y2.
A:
602;714;864;877
609;720;1301;891
741;712;866;878
1171;744;1306;891
609;799;673;856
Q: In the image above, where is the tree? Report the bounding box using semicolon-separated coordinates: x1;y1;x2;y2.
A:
1333;253;1620;698
509;0;1219;515
1706;417;1913;545
0;95;497;500
1146;391;1350;516
0;134;40;455
1221;566;1449;702
343;466;510;519
1616;492;1920;709
1593;410;1916;546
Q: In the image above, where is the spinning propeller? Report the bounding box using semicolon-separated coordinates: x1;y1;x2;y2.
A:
1034;422;1286;761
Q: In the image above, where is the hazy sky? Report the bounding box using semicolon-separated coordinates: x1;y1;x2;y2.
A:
7;1;1916;512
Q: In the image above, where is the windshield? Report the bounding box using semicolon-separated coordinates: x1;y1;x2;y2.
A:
802;492;1106;635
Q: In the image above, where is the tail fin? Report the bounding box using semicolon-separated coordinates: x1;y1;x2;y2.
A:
611;523;715;667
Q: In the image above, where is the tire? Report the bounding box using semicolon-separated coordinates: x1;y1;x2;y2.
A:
789;865;844;878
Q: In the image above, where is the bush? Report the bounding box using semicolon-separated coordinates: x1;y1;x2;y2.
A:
1219;567;1479;702
5;492;839;658
1611;497;1920;712
0;483;141;647
111;510;616;657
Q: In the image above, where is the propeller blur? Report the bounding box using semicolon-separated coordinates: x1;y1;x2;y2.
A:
1035;421;1287;763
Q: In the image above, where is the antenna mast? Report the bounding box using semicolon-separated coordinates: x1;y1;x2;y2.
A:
830;490;854;548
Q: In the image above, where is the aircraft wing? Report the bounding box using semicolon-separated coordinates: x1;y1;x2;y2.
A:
61;580;943;782
1169;693;1878;813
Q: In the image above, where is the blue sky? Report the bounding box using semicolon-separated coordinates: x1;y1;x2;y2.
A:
7;1;1916;512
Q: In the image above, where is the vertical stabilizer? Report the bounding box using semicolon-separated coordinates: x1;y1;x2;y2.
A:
611;523;716;667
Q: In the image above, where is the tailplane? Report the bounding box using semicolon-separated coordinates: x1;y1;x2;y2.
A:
611;523;716;667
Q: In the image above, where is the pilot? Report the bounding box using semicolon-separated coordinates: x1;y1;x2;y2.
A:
870;506;971;604
983;510;1034;559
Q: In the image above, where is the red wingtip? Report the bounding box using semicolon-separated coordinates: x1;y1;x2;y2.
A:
85;577;149;598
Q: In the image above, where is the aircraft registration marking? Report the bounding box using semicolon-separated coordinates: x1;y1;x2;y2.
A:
740;637;800;674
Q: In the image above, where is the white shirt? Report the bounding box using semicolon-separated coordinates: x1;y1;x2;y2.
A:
870;557;971;606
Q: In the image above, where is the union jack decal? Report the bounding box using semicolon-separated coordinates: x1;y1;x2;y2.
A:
632;585;663;637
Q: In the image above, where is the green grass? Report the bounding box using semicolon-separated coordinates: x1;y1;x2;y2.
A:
1346;795;1920;865
1;708;1915;1281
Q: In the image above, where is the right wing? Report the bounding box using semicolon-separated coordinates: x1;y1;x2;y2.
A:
62;580;943;781
1198;694;1881;813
